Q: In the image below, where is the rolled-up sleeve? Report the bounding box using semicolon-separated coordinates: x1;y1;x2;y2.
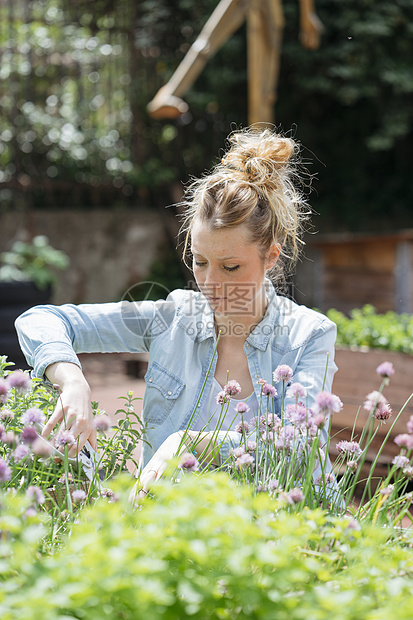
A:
15;300;164;379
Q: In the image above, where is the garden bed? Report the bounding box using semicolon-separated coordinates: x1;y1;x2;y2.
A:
330;347;413;479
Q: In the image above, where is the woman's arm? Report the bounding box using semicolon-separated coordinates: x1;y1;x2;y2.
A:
42;361;97;456
129;430;220;505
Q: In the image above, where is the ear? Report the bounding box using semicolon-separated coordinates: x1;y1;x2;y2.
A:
265;243;281;271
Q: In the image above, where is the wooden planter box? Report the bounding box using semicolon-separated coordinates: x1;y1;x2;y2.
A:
329;348;413;483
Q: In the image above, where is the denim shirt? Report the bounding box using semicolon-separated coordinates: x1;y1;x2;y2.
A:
15;279;338;468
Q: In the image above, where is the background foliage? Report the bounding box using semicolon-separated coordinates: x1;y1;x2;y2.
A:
1;0;412;233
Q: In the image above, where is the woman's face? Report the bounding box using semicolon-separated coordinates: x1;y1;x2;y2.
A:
190;219;280;316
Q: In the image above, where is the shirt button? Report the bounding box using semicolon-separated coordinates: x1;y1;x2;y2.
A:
167;390;172;396
149;377;153;382
198;404;201;408
246;343;250;348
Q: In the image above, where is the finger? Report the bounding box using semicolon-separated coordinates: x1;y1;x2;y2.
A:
88;427;97;450
42;406;64;437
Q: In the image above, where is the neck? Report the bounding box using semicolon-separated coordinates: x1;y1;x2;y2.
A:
214;287;268;340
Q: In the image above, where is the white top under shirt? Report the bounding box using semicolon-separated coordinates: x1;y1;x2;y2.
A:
191;377;260;432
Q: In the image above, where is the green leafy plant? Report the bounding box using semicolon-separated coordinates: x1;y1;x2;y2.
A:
327;305;413;355
0;235;69;289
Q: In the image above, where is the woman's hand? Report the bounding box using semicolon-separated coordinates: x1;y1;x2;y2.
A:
129;430;221;508
41;362;97;457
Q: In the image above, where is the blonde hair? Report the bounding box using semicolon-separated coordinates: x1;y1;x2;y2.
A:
180;127;311;287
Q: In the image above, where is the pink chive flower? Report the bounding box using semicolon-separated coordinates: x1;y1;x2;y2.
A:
21;408;46;426
7;370;31;393
373;401;392;421
407;416;413;434
262;383;277;398
394;434;413;451
58;472;73;484
3;431;17;447
376;362;395;378
0;408;13;422
347;460;358;471
314;392;343;415
94;414;111;432
236;453;254;468
336;440;362;459
216;390;229;405
26;485;45;505
21;426;38;445
380;484;394;496
0;458;11;482
286;382;306;400
392;455;410;468
315;472;336;485
235;420;249;434
313;413;326;429
285;403;308;426
72;489;87;503
56;430;76;448
363;391;387;413
235;402;250;414
286;488;304;504
178;452;199;472
12;444;30;462
32;437;53;458
224;380;242;397
247;440;257;452
268;479;280;491
273;365;293;383
230;446;245;458
0;378;10;404
403;466;413;480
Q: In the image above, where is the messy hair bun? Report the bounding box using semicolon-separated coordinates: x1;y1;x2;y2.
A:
180;126;310;288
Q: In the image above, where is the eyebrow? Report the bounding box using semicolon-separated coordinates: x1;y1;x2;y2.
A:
191;250;241;261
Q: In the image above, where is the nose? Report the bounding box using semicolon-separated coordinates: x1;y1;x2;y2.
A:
203;266;222;294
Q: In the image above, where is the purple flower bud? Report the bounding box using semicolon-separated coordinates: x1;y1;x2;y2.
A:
395;434;413;451
268;478;279;491
403;466;413;480
178;452;199;472
262;383;277;398
363;391;387;414
216;390;229;405
230;446;245;458
7;370;31;393
373;401;392;421
32;437;53;458
0;378;10;404
0;408;13;422
0;458;11;482
235;402;250;414
13;443;30;462
392;454;410;469
224;380;242;397
94;414;111;432
380;484;394;496
286;488;304;504
21;407;46;426
314;392;343;415
235;420;249;434
56;430;76;448
3;430;17;447
376;362;395;378
235;453;254;468
286;382;306;400
26;485;45;505
247;440;257;452
72;489;87;503
273;365;293;383
21;426;38;445
336;440;362;459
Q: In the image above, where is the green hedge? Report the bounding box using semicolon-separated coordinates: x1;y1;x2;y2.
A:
327;305;413;355
1;473;413;620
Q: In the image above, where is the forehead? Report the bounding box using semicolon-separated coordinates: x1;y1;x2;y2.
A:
190;219;252;256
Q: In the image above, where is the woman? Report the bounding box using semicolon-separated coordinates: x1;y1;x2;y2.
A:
15;127;337;496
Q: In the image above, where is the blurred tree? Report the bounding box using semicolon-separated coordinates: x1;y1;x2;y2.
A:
0;0;412;235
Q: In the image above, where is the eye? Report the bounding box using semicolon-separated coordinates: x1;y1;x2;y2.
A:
194;260;207;267
224;265;240;272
